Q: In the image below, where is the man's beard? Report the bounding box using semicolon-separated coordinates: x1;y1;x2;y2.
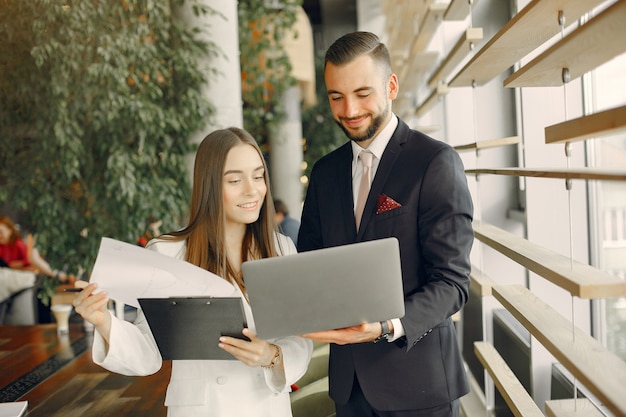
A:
335;106;389;143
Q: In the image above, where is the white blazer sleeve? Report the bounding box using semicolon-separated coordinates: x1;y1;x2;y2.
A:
91;239;186;376
92;309;162;376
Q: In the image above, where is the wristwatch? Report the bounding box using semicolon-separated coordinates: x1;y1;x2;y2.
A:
262;344;281;368
374;320;393;343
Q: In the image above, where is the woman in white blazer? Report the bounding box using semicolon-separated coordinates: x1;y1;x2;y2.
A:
73;127;313;417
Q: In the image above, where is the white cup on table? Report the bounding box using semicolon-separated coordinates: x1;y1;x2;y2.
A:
51;304;73;335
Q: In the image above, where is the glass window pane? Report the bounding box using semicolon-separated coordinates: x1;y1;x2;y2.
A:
589;53;626;360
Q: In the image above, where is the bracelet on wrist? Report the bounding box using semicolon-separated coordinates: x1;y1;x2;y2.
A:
261;344;281;369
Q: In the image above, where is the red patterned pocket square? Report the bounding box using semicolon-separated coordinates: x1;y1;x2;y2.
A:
376;193;402;214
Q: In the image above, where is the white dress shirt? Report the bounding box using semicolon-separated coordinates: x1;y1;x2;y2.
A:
350;114;405;342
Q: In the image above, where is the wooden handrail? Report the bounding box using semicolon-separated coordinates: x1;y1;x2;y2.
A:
474;341;544;417
504;0;626;88
470;265;495;297
400;51;439;95
408;2;449;55
444;0;476;21
492;285;626;417
413;125;441;134
544;105;626;144
415;84;449;116
454;136;520;152
459;369;488;417
545;399;604;417
465;167;626;182
385;0;431;54
472;221;626;299
428;27;483;88
449;0;606;87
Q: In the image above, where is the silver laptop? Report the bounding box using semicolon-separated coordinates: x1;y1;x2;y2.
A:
243;237;405;339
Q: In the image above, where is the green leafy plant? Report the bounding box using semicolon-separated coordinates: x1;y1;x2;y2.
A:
0;0;217;303
37;275;62;308
238;0;301;149
301;52;346;179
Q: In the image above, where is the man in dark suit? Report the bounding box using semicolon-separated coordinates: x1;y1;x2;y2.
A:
297;31;474;417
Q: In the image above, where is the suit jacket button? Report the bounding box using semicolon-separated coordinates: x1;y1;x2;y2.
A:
216;376;228;385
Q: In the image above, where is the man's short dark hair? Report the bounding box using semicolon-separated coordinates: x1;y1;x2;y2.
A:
324;31;392;76
274;199;289;216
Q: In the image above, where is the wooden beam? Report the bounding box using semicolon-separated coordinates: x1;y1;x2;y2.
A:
545;105;626;144
454;136;520;152
504;1;626;88
459;368;488;417
413;124;441;134
545;399;604;417
474;341;544;417
415;84;449;116
449;0;607;87
386;0;420;53
472;221;626;299
409;2;449;55
470;265;495;297
400;51;439;93
492;285;626;417
428;27;484;88
444;0;477;21
388;0;429;60
394;93;415;110
465;167;626;182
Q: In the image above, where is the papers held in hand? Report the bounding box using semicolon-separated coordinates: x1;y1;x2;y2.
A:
0;401;28;417
139;297;248;360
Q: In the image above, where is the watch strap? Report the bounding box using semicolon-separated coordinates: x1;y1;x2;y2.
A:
374;320;391;343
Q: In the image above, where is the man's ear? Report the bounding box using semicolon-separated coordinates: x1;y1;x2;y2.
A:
388;73;399;100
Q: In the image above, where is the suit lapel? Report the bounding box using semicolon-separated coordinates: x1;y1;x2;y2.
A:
356;121;408;240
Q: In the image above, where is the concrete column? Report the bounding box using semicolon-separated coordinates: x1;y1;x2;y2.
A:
268;6;315;220
269;85;304;220
173;0;243;145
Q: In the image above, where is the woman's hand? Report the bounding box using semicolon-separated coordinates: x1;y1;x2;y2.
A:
218;328;279;368
72;282;112;343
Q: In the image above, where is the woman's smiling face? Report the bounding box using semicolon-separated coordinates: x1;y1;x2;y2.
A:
222;144;267;230
0;223;11;245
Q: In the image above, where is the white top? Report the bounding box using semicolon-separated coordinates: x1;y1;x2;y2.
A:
91;234;313;417
349;114;405;342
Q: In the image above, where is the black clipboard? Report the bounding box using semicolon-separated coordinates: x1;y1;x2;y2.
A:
138;296;248;360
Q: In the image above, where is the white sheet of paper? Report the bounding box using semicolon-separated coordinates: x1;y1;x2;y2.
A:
0;401;28;417
89;237;237;308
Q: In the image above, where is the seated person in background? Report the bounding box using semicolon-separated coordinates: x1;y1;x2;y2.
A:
0;216;30;269
273;199;300;246
137;216;163;247
0;216;74;283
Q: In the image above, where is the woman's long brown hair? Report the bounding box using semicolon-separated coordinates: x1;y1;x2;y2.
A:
158;127;281;295
0;216;21;245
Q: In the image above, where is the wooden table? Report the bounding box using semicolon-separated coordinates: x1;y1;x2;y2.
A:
0;324;171;416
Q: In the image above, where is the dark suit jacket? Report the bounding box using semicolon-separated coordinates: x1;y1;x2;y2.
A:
297;118;474;411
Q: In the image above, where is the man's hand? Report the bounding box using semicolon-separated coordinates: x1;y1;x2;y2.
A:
302;322;382;345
